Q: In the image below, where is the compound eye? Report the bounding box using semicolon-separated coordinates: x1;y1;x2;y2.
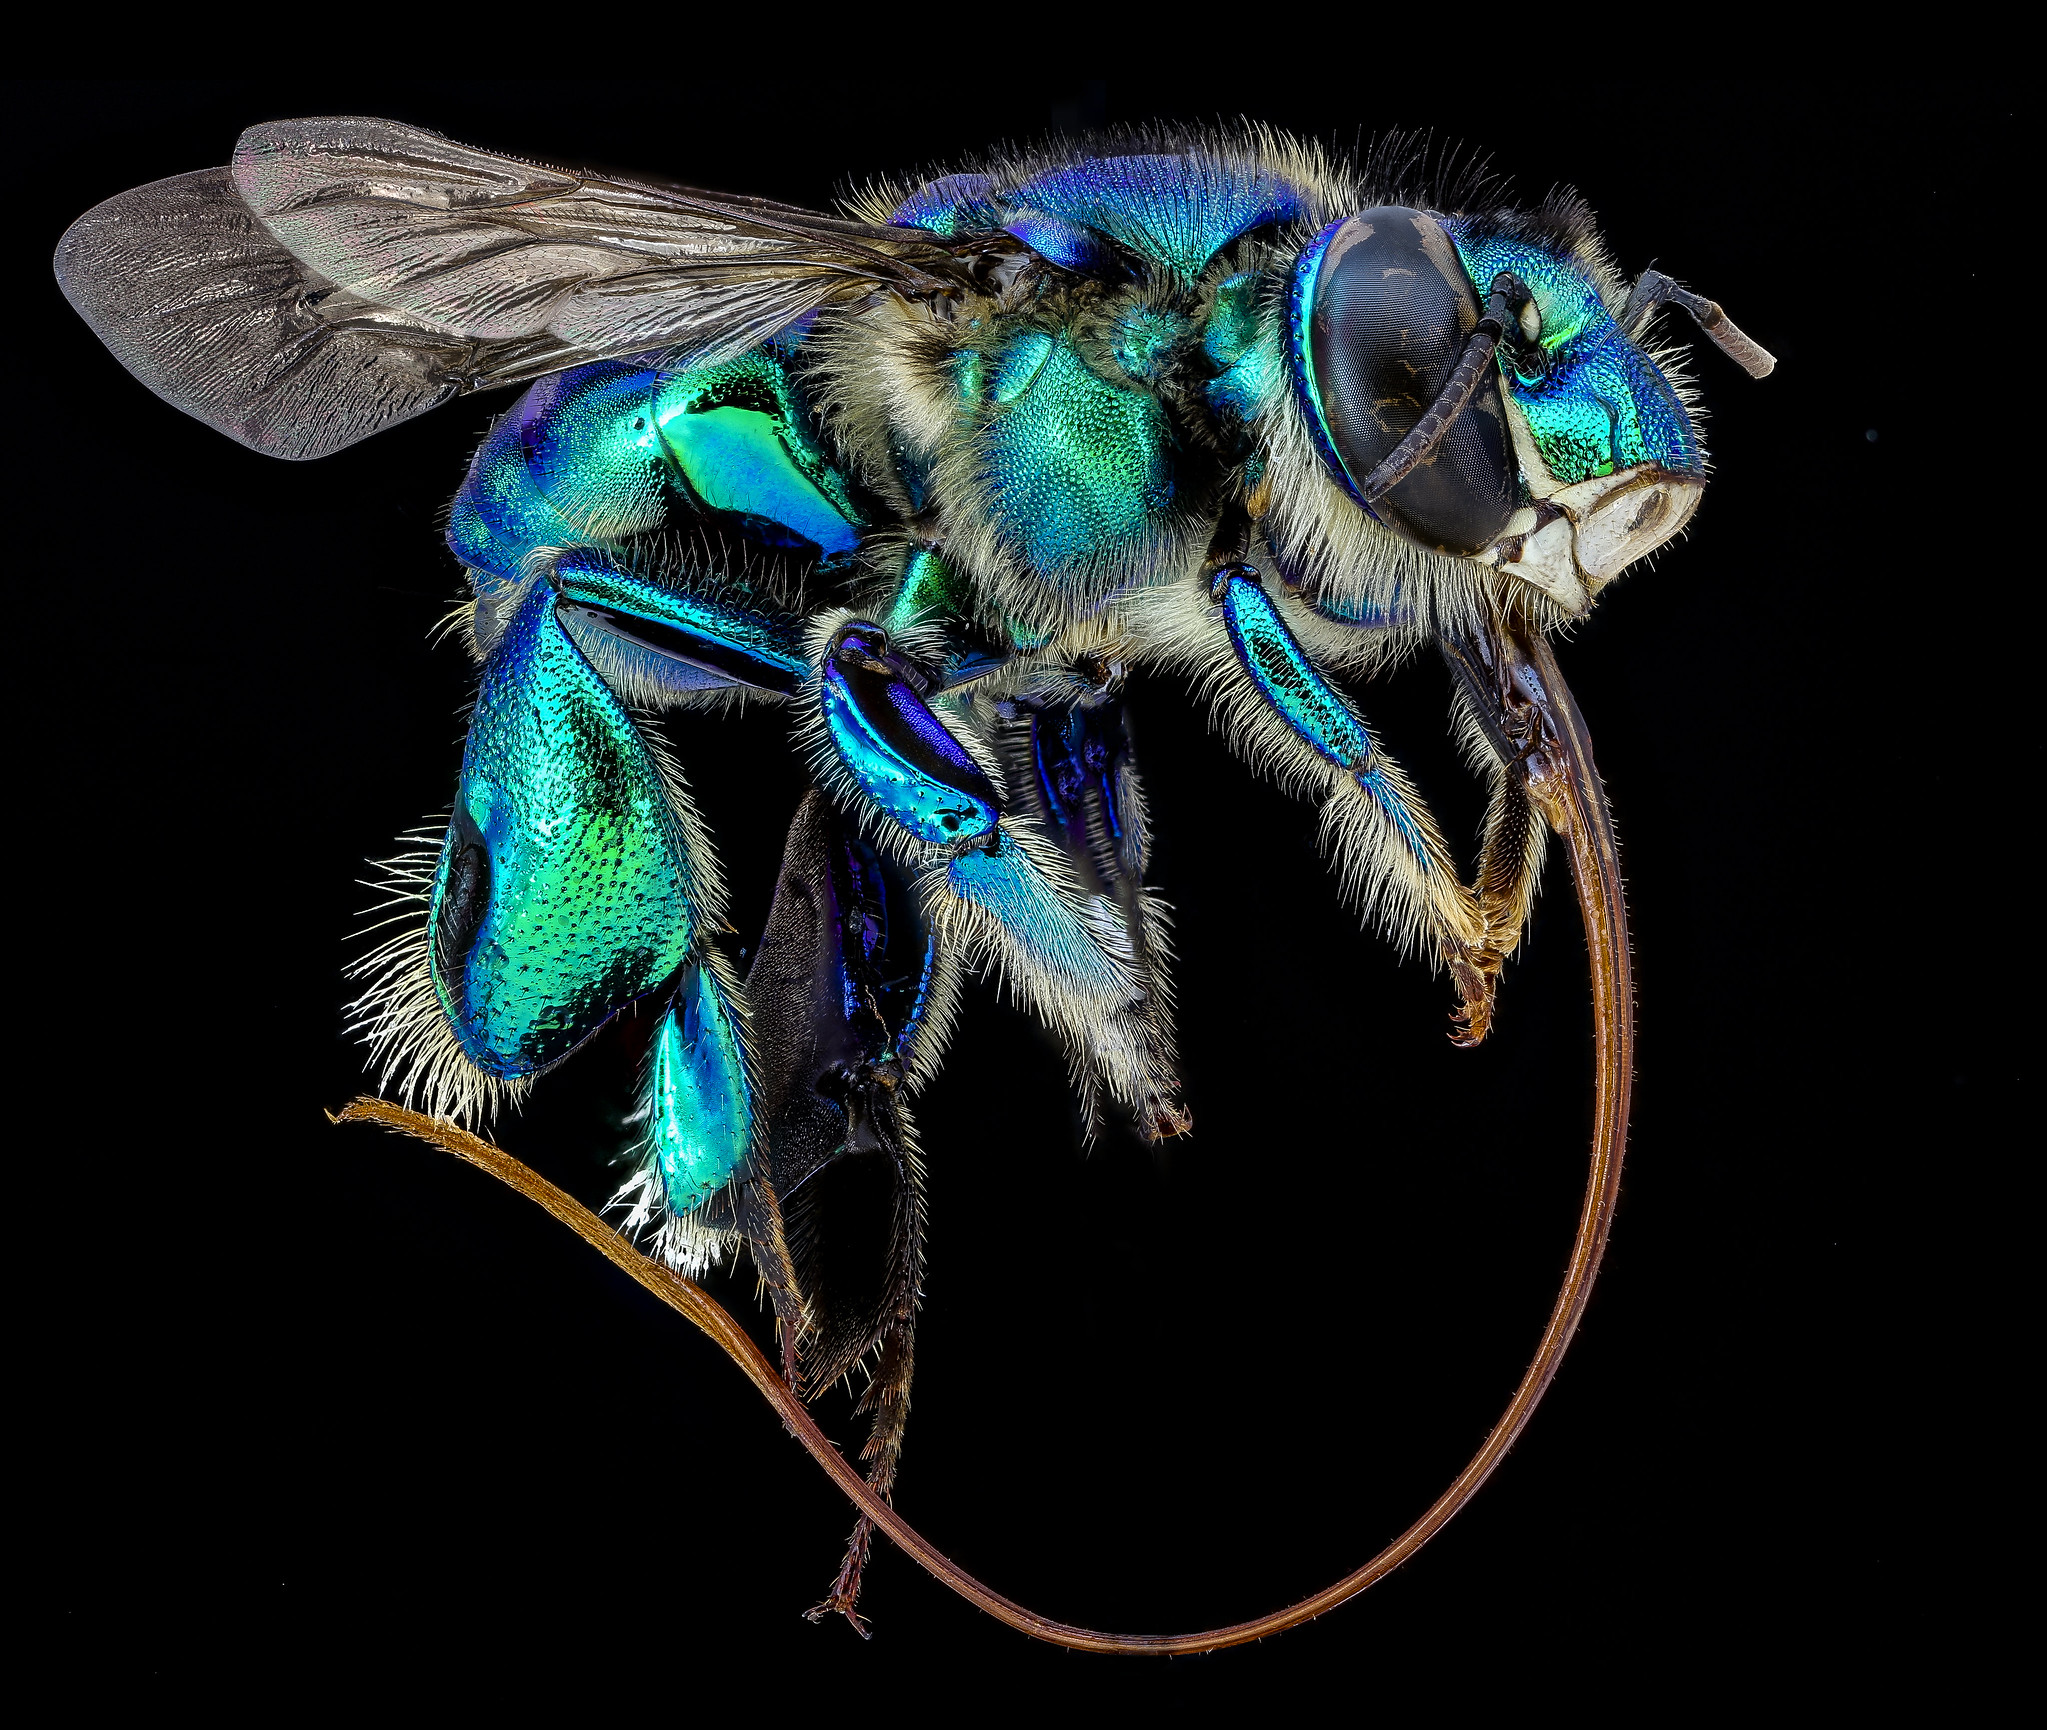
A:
1292;207;1517;556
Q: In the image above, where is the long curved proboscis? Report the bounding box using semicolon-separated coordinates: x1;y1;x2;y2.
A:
335;624;1631;1656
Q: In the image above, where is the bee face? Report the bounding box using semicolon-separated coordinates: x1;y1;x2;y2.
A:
1285;205;1709;612
1447;225;1703;487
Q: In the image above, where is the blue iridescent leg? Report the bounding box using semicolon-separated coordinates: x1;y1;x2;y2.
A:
799;613;1166;1128
885;536;1179;1131
546;547;808;703
992;683;1186;1138
1145;562;1488;1011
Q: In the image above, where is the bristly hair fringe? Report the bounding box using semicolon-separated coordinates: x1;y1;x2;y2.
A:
344;823;529;1125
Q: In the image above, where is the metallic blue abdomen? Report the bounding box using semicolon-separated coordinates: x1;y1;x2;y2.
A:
448;349;865;588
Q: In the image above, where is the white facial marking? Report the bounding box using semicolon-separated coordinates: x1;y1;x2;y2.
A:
1572;473;1703;591
1499;516;1589;613
1485;395;1704;607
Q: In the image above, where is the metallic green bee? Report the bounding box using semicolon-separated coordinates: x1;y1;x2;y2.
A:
55;118;1769;1643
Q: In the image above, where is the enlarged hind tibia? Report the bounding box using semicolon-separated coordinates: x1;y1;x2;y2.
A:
351;571;728;1124
744;793;930;1631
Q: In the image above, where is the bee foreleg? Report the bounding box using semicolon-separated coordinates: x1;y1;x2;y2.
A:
1142;564;1488;1024
1454;764;1546;1045
1436;617;1568;1043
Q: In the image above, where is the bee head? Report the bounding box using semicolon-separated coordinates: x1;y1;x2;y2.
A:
1285;202;1768;612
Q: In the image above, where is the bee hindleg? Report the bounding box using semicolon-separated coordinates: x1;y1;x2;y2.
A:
810;1322;914;1635
616;955;813;1369
357;567;769;1125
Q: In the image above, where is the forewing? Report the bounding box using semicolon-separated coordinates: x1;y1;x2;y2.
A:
57;117;948;460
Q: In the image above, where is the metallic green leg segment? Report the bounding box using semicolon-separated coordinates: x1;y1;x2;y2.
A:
645;962;754;1215
430;577;702;1078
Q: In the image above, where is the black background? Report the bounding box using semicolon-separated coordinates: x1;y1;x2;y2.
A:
13;77;2014;1710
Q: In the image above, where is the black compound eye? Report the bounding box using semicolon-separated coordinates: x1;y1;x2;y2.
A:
1291;207;1518;556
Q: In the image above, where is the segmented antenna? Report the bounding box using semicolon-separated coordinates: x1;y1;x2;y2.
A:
1622;268;1777;378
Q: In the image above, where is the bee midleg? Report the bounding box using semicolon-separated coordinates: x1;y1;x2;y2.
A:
746;791;940;1631
1141;564;1489;1018
992;686;1186;1140
799;613;1159;1129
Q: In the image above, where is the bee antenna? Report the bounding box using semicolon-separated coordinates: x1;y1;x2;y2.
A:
1622;268;1777;378
1363;263;1774;511
1360;271;1527;506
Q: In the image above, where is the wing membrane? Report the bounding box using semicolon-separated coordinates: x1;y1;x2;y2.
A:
56;117;950;460
55;166;484;460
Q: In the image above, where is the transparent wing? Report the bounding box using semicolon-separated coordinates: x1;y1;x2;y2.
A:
55;116;951;461
56;165;480;460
